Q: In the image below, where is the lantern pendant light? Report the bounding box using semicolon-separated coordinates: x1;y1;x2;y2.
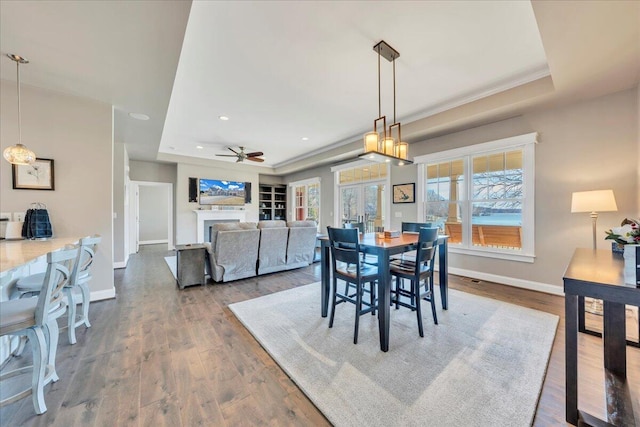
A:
3;54;36;165
360;41;411;166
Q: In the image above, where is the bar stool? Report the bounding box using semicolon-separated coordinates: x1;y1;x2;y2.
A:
12;235;101;345
0;246;77;414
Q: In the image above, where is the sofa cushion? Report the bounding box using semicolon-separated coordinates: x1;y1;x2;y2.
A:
258;226;289;274
287;220;317;228
210;222;257;248
258;220;286;229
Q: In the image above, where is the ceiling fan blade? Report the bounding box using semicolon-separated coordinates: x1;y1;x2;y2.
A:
246;157;264;163
236;158;242;163
246;151;264;157
216;154;238;157
227;147;239;154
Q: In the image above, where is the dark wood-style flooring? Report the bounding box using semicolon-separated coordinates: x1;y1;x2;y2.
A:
1;244;638;426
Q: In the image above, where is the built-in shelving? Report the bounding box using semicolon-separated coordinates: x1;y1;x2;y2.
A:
259;184;287;221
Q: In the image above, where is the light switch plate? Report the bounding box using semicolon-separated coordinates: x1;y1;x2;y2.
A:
13;212;24;222
394;211;402;218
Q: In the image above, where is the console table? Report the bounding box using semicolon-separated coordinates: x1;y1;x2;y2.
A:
563;248;639;426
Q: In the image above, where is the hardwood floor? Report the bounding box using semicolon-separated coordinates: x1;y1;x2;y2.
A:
1;244;638;426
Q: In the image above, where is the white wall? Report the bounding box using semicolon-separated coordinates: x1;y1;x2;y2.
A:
138;184;169;242
0;80;115;299
176;161;260;244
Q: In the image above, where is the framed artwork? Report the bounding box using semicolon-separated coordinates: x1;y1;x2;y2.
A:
12;158;55;190
393;183;415;204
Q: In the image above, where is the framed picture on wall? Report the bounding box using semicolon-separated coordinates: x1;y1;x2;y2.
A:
12;158;55;190
393;183;414;204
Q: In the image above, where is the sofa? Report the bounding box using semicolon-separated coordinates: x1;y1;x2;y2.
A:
205;220;317;282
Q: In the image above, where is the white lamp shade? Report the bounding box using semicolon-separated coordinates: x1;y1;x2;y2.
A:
364;132;379;153
3;144;35;165
571;189;618;213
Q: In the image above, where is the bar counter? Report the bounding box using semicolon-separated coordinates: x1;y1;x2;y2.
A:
0;237;80;273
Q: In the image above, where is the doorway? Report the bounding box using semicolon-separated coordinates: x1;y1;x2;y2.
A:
339;182;386;232
129;181;173;253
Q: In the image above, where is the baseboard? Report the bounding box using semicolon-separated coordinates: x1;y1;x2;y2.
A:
90;287;116;302
139;240;169;245
113;259;128;269
443;266;564;296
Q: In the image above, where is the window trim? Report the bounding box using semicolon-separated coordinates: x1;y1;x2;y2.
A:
289;177;321;228
415;132;537;262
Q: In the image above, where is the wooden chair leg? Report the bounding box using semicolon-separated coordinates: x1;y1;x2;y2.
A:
79;283;92;328
370;281;376;315
28;327;47;414
429;279;438;325
354;283;362;344
66;288;78;345
43;319;60;384
414;279;424;337
329;278;338;328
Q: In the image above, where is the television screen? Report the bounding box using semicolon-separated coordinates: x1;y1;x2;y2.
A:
199;179;246;206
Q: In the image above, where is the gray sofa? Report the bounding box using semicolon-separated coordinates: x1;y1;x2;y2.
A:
205;220;317;282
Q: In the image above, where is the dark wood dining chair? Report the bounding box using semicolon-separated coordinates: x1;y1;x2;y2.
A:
390;227;439;337
393;222;433;263
343;222;377;265
327;226;378;344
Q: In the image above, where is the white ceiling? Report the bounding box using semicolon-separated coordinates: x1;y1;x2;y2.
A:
1;1;638;173
159;1;549;167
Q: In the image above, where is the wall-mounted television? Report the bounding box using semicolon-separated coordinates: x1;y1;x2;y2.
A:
199;179;246;206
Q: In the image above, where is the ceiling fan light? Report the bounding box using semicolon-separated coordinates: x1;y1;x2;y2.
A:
3;143;36;165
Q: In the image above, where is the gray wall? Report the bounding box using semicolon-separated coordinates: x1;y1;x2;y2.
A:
138;185;169;242
0;80;115;299
130;160;177;183
284;87;639;291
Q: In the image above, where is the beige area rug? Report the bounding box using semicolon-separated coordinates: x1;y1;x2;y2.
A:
229;282;558;427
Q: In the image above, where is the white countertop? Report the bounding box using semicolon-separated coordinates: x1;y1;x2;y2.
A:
0;237;80;273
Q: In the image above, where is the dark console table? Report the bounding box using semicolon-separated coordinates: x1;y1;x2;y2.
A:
176;244;206;289
563;248;639;426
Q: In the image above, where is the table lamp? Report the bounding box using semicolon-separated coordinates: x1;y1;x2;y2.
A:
571;189;618;250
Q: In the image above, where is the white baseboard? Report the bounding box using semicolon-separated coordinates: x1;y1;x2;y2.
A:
90;287;116;302
113;259;128;269
139;239;169;245
443;266;564;296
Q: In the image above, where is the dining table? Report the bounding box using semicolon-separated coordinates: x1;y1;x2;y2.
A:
319;232;449;352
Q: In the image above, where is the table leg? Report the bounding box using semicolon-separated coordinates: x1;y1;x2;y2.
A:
377;247;391;352
321;240;330;318
565;293;579;426
603;301;627;377
439;239;448;310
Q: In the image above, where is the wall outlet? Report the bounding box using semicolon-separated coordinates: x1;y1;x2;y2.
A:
0;212;10;221
394;211;402;218
13;212;24;222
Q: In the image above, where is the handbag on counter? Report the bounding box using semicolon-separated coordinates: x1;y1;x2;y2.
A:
22;202;53;240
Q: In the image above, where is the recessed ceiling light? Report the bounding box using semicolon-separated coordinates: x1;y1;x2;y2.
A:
129;112;150;121
196;145;203;149
301;137;309;141
218;116;229;121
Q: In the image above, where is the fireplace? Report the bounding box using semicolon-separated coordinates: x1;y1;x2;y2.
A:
193;209;247;243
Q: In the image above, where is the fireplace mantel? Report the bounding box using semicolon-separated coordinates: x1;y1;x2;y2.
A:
193;209;247;243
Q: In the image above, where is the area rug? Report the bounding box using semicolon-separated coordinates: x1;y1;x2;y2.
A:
164;255;177;279
229;282;558;427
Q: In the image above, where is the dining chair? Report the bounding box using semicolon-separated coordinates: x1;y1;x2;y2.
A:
344;222;377;265
0;246;77;414
393;222;433;263
12;235;101;345
390;227;439;337
327;226;378;344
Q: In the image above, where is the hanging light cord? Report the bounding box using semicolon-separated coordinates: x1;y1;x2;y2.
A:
392;57;396;124
377;48;381;118
15;59;22;145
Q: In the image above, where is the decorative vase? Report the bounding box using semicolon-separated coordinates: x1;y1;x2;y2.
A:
611;241;625;254
622;244;639;285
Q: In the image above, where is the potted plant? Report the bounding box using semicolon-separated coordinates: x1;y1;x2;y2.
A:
605;218;640;284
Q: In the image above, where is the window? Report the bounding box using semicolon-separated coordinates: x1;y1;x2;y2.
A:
415;133;536;262
289;178;321;227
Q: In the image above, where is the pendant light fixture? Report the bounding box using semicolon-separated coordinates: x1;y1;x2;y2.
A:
359;41;411;166
3;54;36;165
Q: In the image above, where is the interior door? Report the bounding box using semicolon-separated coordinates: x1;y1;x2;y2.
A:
340;185;361;226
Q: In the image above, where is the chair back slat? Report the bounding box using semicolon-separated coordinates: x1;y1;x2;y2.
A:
344;222;365;234
402;222;433;233
69;235;101;285
415;227;439;269
35;247;78;326
327;227;361;266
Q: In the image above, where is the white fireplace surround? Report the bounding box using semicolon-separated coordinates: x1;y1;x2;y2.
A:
194;209;247;243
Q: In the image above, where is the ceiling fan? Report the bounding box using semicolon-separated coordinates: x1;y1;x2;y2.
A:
215;146;264;163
